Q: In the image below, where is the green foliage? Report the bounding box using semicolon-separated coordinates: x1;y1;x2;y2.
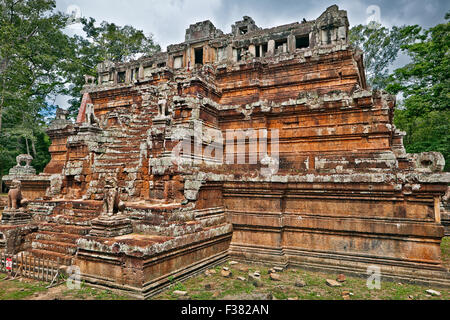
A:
0;0;68;180
64;18;161;118
350;14;449;171
386;17;449;117
349;23;420;89
0;0;160;180
387;14;450;170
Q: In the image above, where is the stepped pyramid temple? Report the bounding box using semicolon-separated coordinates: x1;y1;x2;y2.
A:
1;5;449;298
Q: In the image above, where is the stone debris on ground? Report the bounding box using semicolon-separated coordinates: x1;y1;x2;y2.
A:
237;276;246;281
425;289;441;296
342;290;352;300
229;261;238;265
270;273;281;281
221;269;232;278
273;267;284;272
294;280;307;287
248;273;263;287
326;279;342;287
173;290;188;296
204;283;213;290
336;274;346;282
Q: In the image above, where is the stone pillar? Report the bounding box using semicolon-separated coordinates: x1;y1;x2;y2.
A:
249;44;256;57
287;34;296;53
226;45;233;62
186;45;192;68
232;48;238;62
113;72;118;85
267;40;275;56
125;69;131;83
139;64;144;80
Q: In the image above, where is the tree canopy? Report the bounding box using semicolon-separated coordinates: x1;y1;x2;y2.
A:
386;14;450;170
0;0;160;188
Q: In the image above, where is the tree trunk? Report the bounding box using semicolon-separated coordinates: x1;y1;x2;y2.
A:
25;137;30;155
0;78;4;132
31;138;37;158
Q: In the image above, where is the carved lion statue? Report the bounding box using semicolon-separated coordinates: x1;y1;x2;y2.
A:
16;154;33;167
102;177;125;217
7;180;28;211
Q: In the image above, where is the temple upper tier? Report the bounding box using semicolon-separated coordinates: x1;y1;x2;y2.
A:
91;5;366;91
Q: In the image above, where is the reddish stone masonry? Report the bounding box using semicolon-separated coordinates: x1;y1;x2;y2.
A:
1;5;449;298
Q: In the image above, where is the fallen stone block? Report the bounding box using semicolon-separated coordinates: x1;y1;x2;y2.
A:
295;280;306;287
270;273;281;281
326;279;342;287
426;289;441;296
173;290;188;296
221;270;232;278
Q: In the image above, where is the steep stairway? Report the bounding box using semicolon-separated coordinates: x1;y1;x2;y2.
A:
26;201;102;265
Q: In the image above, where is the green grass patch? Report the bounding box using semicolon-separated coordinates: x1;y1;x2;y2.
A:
153;258;450;301
0;278;47;300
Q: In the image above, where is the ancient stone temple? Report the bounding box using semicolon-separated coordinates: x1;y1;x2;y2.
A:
1;5;449;298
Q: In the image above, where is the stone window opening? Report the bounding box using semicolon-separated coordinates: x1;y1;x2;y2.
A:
239;26;248;35
296;35;310;49
256;43;268;58
194;47;204;65
157;62;166;68
130;68;139;81
275;39;288;54
117;71;126;83
0;233;4;240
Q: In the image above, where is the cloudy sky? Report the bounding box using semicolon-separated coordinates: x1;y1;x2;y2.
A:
56;0;449;50
52;0;448;108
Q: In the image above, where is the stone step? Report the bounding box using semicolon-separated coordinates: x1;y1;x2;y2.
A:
61;208;101;217
28;249;73;266
50;224;91;236
30;231;81;244
45;215;94;226
32;239;78;255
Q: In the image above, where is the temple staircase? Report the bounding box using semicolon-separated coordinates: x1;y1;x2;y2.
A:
25;201;102;265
